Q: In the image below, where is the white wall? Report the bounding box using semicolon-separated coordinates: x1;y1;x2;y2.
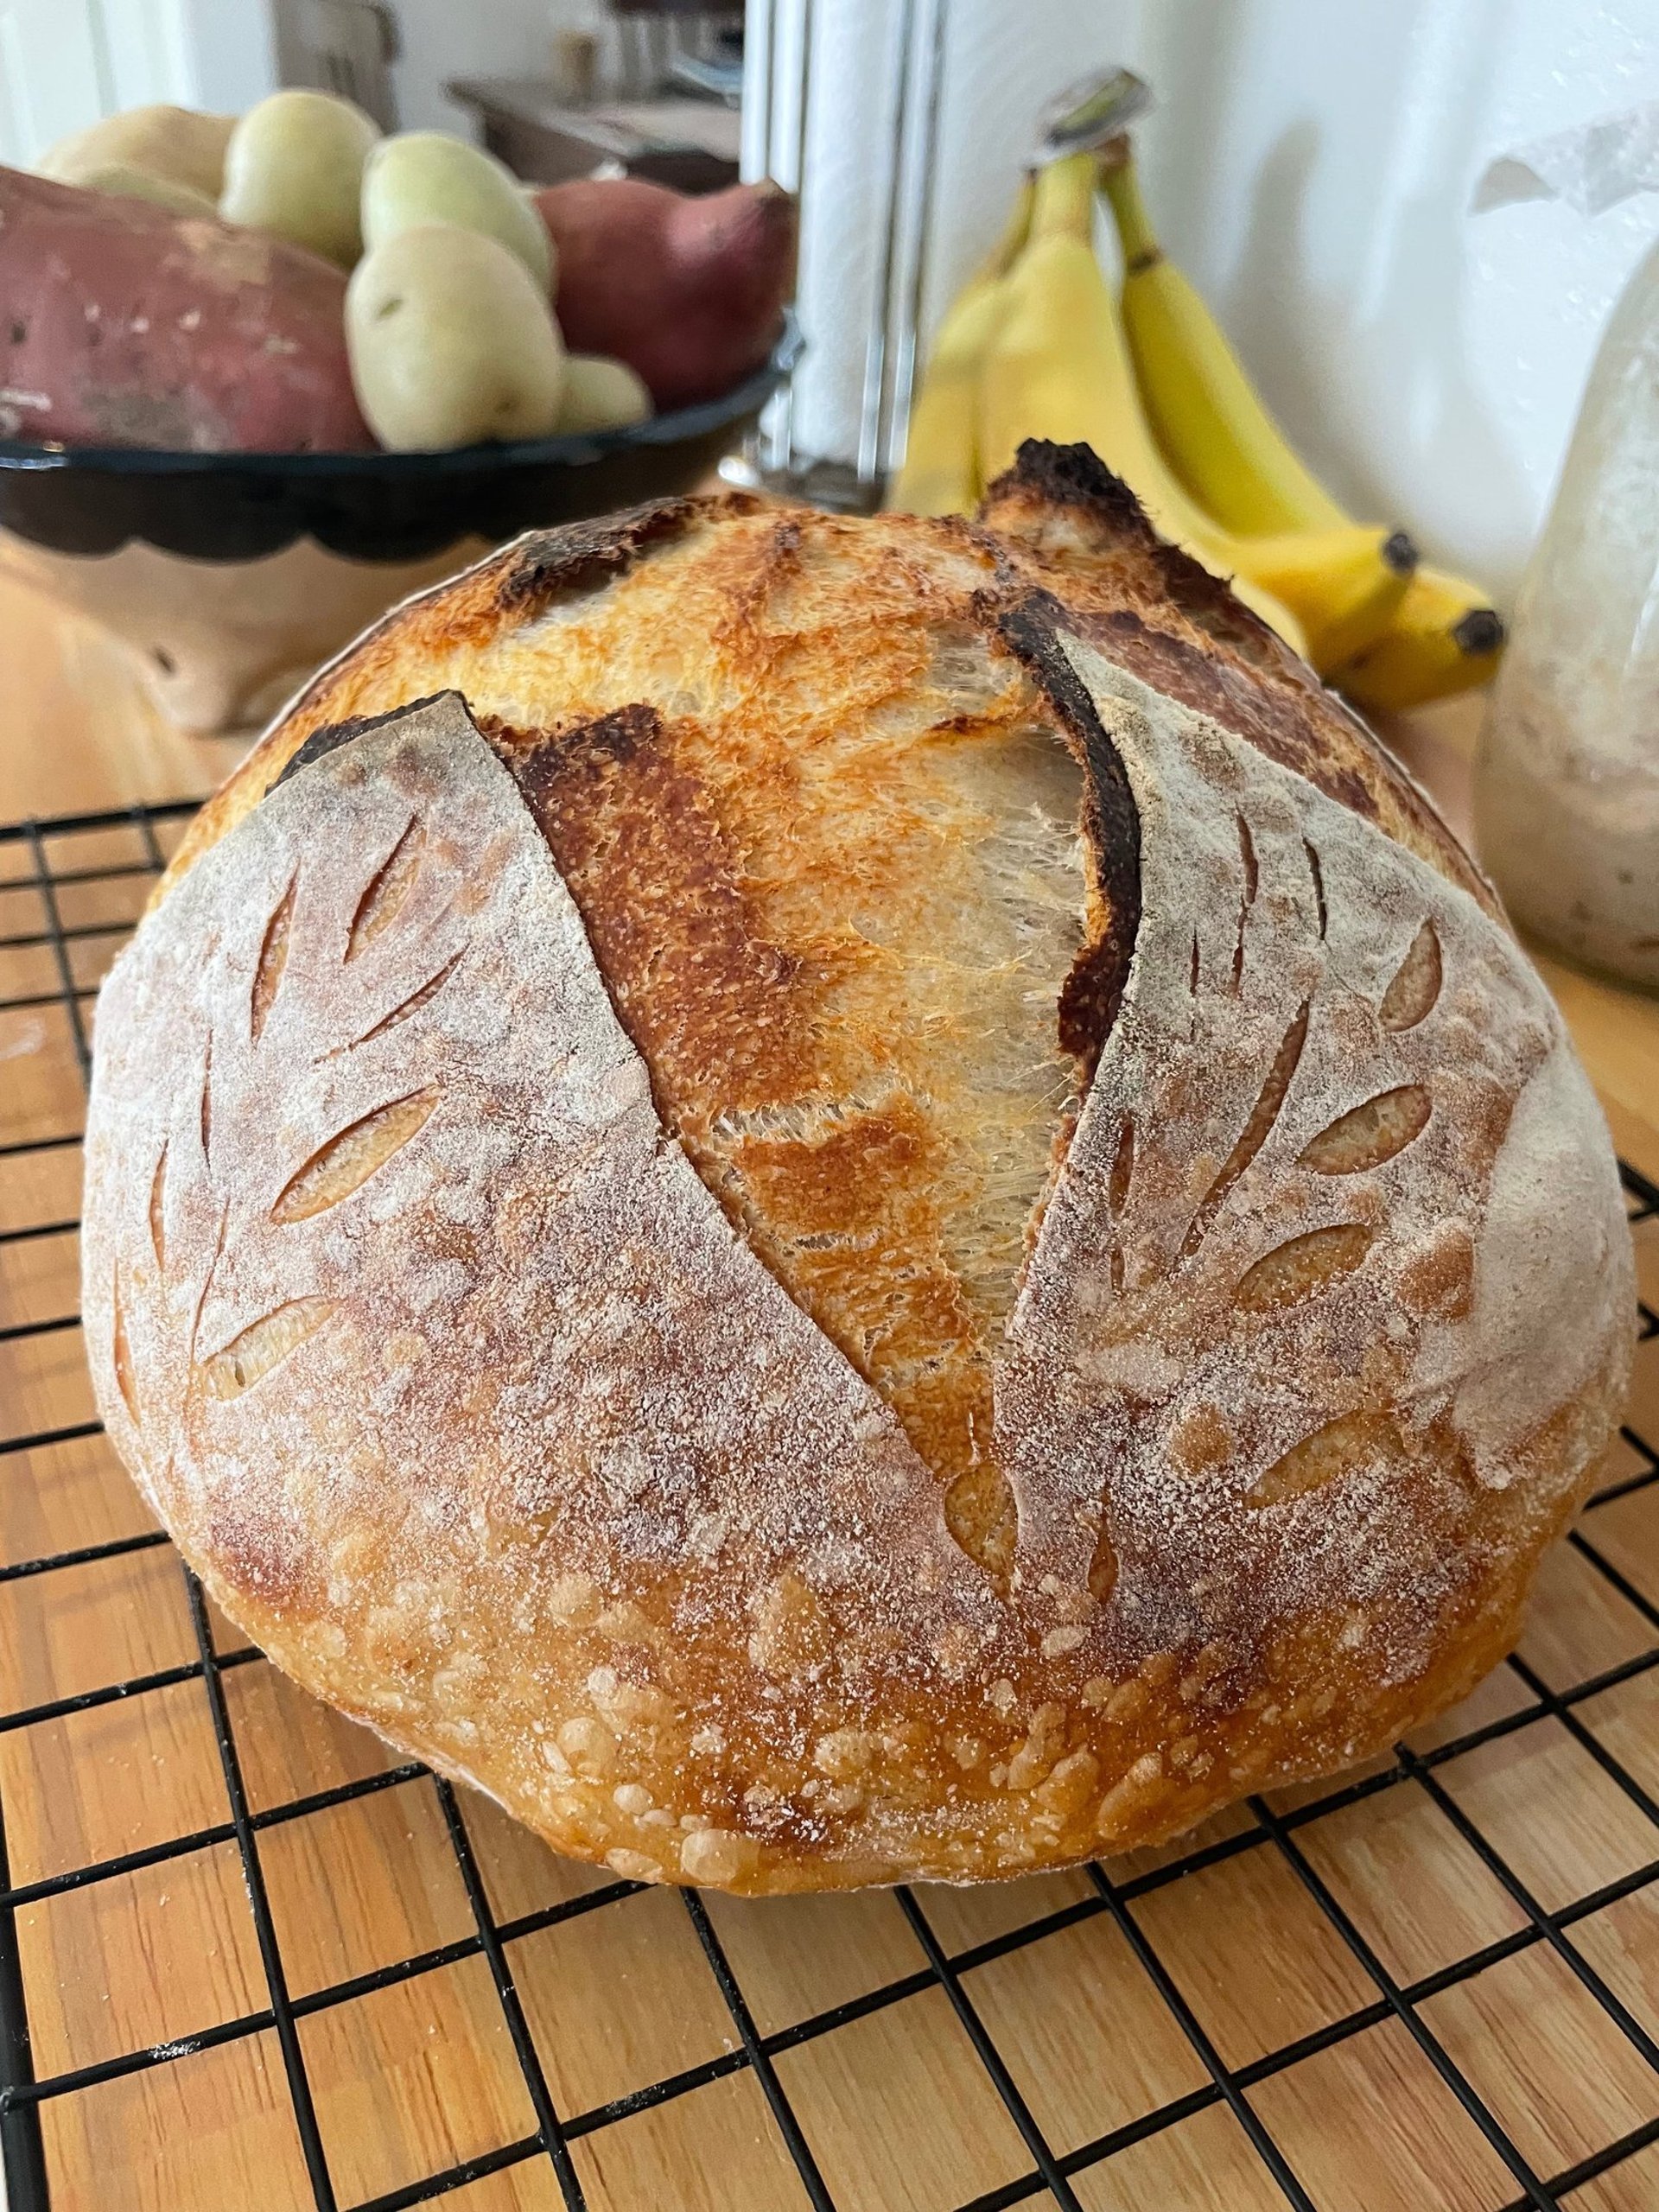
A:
1130;0;1659;602
0;0;114;163
770;0;1659;601
164;0;278;112
0;0;275;164
379;0;594;137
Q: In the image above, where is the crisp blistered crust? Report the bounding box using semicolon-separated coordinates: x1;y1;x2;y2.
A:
90;446;1633;1892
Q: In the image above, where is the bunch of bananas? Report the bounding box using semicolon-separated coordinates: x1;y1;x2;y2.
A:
889;146;1503;710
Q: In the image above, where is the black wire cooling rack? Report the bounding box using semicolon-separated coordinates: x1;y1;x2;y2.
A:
0;798;1657;2212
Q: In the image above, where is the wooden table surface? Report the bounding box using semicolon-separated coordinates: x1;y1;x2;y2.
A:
2;567;1657;2212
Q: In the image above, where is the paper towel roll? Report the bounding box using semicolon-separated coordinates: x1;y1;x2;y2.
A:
744;0;1135;475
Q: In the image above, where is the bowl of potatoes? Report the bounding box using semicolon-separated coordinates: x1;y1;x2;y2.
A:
0;92;798;730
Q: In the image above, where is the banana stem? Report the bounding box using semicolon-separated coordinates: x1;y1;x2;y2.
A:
1031;150;1098;243
1099;157;1160;272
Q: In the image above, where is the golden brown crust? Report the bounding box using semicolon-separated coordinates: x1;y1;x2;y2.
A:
151;493;749;908
91;449;1634;1893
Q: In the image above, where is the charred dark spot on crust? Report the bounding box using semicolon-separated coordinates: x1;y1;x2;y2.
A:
273;692;459;790
993;439;1153;533
995;597;1141;1083
988;441;1288;674
491;493;753;620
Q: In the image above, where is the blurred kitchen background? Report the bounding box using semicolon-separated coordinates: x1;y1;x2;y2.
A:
1;0;1654;605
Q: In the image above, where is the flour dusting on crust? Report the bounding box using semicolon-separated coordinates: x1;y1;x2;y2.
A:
83;472;1634;1892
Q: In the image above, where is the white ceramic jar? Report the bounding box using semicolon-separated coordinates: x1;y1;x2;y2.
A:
1475;232;1659;992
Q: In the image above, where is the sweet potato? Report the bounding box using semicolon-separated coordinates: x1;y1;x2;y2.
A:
0;166;372;451
533;177;795;410
67;163;217;218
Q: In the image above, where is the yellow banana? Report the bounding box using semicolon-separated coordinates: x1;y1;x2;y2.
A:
888;178;1033;516
977;155;1201;536
1102;154;1347;537
1240;525;1416;672
1325;568;1507;712
977;152;1314;656
1102;147;1504;706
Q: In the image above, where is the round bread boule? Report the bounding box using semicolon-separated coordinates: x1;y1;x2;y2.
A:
84;443;1633;1894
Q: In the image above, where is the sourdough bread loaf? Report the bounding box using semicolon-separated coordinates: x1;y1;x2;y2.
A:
83;443;1633;1892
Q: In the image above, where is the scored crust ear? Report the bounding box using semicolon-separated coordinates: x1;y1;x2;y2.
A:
978;440;1495;912
980;436;1299;676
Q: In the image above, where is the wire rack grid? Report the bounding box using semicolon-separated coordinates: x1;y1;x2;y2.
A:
1;799;1658;2212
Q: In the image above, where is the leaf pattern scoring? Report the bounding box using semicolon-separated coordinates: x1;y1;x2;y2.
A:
1181;1002;1310;1259
197;1298;337;1401
1300;1085;1432;1176
1248;1408;1402;1508
1378;920;1442;1033
1235;1224;1375;1312
346;818;424;962
251;876;296;1042
148;1144;168;1271
111;1274;137;1422
270;1088;440;1224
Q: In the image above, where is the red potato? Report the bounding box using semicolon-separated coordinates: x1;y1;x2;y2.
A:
0;166;372;451
534;176;796;410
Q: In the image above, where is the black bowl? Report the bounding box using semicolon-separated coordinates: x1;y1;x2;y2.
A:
0;321;800;563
